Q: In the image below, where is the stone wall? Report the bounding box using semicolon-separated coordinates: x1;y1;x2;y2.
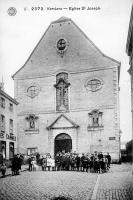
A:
15;66;120;160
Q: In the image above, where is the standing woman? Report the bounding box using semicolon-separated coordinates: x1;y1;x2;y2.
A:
47;155;52;171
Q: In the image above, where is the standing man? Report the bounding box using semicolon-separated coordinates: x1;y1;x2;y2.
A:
106;153;111;169
28;156;33;171
81;153;85;172
75;154;81;171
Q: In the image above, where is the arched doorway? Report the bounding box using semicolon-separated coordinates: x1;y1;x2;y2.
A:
54;133;72;155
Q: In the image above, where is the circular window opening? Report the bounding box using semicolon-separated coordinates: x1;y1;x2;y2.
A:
87;79;102;92
57;39;67;53
27;86;39;98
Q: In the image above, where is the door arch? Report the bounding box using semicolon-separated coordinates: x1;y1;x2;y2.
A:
54;133;72;155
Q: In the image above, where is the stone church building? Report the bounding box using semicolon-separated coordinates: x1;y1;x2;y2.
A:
12;17;121;161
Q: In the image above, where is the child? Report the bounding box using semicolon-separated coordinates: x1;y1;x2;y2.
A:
31;157;38;171
1;162;6;177
41;156;47;171
47;155;52;171
51;158;55;171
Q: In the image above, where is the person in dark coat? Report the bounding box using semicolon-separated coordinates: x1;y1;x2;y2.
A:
100;158;105;173
93;158;100;173
98;152;103;160
16;154;22;175
11;155;17;175
28;156;33;171
90;154;94;173
106;153;111;169
81;153;86;172
75;154;81;171
55;153;61;171
70;156;76;171
61;155;66;170
41;156;47;171
65;154;70;171
36;153;40;164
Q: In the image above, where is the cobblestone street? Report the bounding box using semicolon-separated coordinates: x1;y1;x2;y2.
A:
0;163;132;200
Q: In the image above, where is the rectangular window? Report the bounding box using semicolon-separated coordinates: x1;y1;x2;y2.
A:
9;119;13;135
9;103;13;112
1;115;5;132
27;148;38;156
109;137;116;140
1;97;5;108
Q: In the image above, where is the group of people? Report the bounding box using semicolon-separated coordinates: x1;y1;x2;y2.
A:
28;151;111;173
0;154;23;177
0;151;111;177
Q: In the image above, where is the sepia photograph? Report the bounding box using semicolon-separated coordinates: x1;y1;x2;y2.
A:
0;0;133;199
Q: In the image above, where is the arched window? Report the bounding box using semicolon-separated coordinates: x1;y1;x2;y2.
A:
54;73;70;111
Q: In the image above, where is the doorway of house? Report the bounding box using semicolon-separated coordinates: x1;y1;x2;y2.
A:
54;133;72;155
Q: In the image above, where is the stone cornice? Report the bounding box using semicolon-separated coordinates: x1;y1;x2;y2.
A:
13;66;119;81
17;105;115;116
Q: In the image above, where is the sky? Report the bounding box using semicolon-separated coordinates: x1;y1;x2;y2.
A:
0;0;132;143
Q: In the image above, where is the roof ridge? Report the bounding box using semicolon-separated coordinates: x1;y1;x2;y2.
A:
51;16;71;24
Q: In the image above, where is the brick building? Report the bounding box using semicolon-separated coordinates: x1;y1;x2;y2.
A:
0;83;18;160
12;17;121;161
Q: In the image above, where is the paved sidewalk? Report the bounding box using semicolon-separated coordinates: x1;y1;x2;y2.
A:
0;163;132;200
94;171;133;200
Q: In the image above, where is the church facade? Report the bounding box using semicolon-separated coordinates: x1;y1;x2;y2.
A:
12;17;121;161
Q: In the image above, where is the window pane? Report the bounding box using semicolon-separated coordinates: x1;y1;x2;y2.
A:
56;73;69;111
1;97;5;108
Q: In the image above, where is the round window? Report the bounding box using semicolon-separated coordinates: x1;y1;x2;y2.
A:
57;39;67;53
27;86;39;98
86;79;102;92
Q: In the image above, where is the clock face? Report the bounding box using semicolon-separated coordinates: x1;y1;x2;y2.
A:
57;39;67;53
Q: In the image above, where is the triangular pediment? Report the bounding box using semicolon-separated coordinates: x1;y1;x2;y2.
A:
12;17;120;79
47;114;79;130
